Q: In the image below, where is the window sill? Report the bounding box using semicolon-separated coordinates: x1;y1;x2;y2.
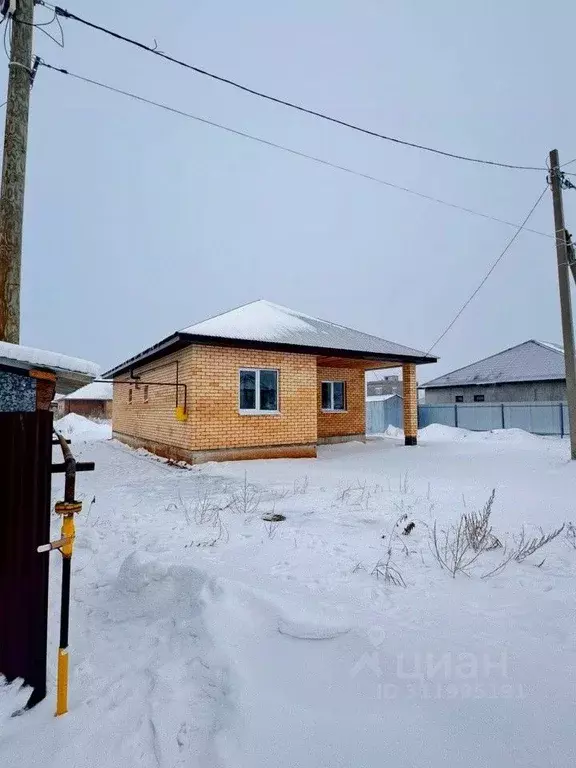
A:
321;409;348;413
239;410;281;416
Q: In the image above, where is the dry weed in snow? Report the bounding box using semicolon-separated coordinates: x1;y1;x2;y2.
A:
463;489;502;552
430;491;511;578
371;515;410;587
229;472;262;516
566;522;576;550
172;488;229;546
513;524;565;562
292;475;310;495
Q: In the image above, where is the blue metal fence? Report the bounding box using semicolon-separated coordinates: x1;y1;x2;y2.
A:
366;400;569;437
366;397;403;434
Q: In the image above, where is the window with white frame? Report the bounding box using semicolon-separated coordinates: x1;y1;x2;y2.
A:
321;381;346;411
239;369;279;412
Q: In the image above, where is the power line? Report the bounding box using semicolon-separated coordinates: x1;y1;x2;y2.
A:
37;60;555;242
427;187;548;353
35;1;549;174
12;6;64;46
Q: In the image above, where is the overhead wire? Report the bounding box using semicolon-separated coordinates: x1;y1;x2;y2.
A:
35;1;550;174
11;7;64;47
18;10;576;355
37;60;555;243
426;187;548;353
2;14;10;60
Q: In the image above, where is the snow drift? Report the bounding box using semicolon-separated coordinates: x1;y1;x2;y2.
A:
55;413;111;441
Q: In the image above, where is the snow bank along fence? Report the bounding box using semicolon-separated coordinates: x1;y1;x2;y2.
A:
366;399;570;437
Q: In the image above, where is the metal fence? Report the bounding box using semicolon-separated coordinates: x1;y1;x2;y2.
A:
366;398;404;434
0;411;52;708
366;399;569;437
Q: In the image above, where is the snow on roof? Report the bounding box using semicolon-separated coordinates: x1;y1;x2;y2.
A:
0;341;99;376
422;340;565;388
65;381;113;401
181;300;434;360
536;340;564;354
0;341;99;395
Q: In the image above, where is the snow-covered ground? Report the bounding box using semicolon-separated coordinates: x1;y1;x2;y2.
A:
2;420;576;767
55;413;111;441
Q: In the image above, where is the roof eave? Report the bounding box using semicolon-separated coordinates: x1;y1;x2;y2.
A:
0;357;95;395
102;333;186;378
179;333;437;365
104;333;437;377
422;375;565;388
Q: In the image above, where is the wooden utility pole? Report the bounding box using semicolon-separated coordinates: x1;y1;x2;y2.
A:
549;149;576;459
0;0;34;343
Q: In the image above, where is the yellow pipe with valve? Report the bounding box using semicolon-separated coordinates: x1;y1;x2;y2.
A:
54;500;81;716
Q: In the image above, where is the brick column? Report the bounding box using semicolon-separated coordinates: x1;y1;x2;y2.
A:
402;363;418;446
29;369;56;411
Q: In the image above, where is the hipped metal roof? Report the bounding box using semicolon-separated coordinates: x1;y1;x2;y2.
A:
104;300;436;377
422;340;565;389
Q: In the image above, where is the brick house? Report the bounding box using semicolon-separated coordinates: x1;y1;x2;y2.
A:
58;381;113;420
103;301;436;463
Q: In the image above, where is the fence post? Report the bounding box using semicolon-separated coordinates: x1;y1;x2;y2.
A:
560;403;565;438
501;403;505;429
454;404;458;428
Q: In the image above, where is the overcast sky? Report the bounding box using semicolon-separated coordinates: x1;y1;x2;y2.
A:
4;0;576;380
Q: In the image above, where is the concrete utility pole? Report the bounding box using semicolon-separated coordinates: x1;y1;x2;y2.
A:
549;149;576;460
0;0;34;343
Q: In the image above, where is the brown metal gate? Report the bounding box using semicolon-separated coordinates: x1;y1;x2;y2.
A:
0;411;52;707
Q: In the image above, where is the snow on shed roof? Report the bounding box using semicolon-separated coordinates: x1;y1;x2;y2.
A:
422;340;565;389
180;300;434;360
0;341;99;394
65;381;113;401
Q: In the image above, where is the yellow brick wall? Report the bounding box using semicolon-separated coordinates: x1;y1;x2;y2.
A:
113;344;318;451
112;346;190;449
317;366;365;438
402;363;418;439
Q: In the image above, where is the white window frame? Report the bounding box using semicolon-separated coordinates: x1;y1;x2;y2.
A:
321;380;347;412
239;368;280;415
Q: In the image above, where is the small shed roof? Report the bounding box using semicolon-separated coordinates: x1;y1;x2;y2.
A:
104;300;436;377
65;381;113;401
0;341;99;395
422;340;565;389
